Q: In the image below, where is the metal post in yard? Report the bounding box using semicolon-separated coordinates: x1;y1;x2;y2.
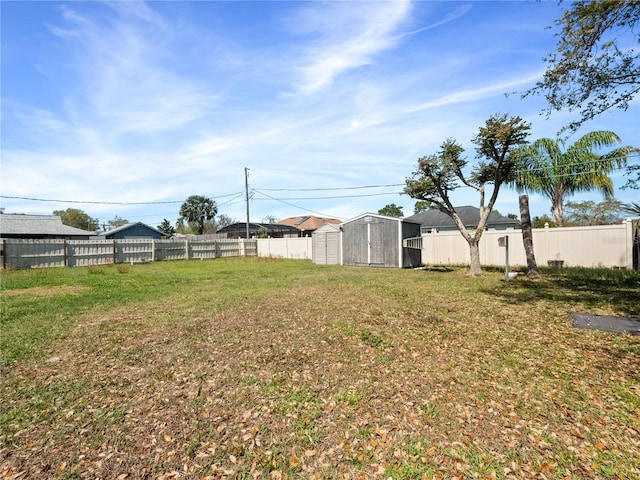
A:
504;235;510;281
63;240;68;267
2;239;6;270
245;167;251;239
498;235;510;281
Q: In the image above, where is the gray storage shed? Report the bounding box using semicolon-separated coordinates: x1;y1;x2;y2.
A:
312;223;342;265
341;213;421;268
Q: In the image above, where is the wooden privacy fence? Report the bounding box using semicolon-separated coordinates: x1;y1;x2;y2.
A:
1;238;257;270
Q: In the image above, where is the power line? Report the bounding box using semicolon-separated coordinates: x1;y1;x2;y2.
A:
252;189;403;201
0;192;244;205
2;156;636;207
257;183;404;192
251;190;347;220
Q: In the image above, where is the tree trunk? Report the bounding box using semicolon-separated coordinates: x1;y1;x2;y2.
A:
467;239;482;277
519;195;540;278
551;184;565;226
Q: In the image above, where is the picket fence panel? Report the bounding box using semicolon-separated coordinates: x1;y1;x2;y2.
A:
68;240;115;267
1;238;258;270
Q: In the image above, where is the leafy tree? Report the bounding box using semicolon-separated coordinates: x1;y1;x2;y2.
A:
179;195;217;235
201;221;217;234
157;219;176;236
405;114;530;276
175;218;196;235
623;164;640;190
378;203;404;218
492;209;519;220
511;131;634;226
215;214;236;230
532;215;556;228
107;215;129;229
53;208;99;231
413;201;433;214
262;215;277;224
564;199;627;226
523;1;640;133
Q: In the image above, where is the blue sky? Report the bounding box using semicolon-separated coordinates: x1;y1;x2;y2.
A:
1;0;638;228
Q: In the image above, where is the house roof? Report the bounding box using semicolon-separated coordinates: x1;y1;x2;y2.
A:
277;215;342;231
101;222;165;237
314;223;341;233
0;214;97;236
217;222;301;235
404;206;520;228
342;212;421;225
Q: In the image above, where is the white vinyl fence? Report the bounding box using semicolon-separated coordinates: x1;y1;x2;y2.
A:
256;237;313;260
419;221;637;269
1;238;257;270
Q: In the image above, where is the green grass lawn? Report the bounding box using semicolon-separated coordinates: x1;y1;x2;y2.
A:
1;258;639;479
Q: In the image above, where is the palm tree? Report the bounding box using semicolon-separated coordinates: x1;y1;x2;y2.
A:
179;195;217;235
512;131;634;226
623;202;640;217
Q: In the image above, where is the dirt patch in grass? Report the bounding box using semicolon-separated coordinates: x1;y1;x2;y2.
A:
1;264;639;479
1;285;89;298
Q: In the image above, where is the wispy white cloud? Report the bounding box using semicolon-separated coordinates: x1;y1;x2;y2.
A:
285;0;413;95
405;72;544;114
397;3;471;40
47;4;217;137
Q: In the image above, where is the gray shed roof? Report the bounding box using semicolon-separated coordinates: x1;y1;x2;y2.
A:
0;214;97;236
404;206;520;229
342;212;421;225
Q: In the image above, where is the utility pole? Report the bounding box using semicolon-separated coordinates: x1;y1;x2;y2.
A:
245;167;250;239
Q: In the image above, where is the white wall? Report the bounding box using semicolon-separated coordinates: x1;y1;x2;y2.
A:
257;237;313;260
253;223;636;268
420;221;634;268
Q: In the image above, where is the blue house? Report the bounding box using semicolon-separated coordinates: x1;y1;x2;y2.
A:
98;222;166;240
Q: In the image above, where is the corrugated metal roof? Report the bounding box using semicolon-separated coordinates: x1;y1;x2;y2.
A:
0;214;97;236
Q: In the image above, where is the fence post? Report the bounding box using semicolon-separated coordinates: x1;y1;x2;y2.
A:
63;240;68;267
625;219;633;269
543;223;549;266
152;239;156;262
2;239;6;269
113;240;117;264
185;237;189;260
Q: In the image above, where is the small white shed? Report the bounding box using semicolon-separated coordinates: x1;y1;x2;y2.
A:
312;223;342;265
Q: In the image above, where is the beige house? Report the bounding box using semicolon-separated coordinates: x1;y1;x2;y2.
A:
277;215;341;237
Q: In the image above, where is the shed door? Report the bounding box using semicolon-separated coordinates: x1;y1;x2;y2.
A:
313;232;340;265
354;221;384;266
369;222;385;265
326;232;339;264
313;233;327;264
